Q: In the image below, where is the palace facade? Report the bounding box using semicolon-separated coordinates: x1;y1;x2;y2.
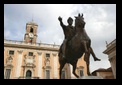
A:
4;21;87;79
103;39;116;79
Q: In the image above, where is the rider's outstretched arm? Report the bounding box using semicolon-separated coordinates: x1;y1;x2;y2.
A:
60;20;65;28
58;17;66;30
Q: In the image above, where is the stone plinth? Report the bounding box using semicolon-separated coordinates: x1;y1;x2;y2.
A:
79;76;103;79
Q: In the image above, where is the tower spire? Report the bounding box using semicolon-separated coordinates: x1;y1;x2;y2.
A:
32;14;34;22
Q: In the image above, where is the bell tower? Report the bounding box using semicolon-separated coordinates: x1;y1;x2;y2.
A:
24;20;38;44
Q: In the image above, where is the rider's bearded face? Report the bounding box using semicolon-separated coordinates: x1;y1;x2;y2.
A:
68;20;73;25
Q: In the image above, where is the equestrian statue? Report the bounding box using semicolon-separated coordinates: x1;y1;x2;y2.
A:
58;13;101;79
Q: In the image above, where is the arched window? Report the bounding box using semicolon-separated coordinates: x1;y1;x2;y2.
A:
26;70;32;79
30;27;33;33
45;70;50;79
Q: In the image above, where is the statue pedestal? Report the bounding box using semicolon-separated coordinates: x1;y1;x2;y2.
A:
79;76;103;79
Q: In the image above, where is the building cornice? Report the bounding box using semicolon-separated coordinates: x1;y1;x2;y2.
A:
4;39;60;51
103;44;116;54
103;39;116;54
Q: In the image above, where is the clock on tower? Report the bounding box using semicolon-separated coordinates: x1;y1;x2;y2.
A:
24;21;38;44
29;33;34;38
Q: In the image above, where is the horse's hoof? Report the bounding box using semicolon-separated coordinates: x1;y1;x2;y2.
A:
94;58;101;61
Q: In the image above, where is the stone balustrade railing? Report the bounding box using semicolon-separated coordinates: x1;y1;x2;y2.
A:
4;39;60;49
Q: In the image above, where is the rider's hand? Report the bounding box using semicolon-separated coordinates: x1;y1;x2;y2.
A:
58;16;62;22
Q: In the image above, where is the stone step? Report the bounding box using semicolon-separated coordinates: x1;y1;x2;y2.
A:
78;76;103;79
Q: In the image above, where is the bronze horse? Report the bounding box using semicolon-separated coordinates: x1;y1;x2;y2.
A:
58;13;99;79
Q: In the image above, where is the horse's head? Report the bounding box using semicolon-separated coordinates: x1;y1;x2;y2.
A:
75;13;86;28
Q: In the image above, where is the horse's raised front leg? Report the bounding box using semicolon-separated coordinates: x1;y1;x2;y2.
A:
89;47;101;61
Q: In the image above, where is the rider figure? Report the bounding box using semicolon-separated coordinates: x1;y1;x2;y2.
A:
58;16;75;58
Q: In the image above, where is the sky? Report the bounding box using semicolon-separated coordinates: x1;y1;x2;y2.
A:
4;4;116;73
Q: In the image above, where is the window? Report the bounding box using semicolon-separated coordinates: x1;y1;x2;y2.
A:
61;70;65;79
30;27;33;33
45;70;50;79
46;53;50;58
26;70;32;79
79;70;84;77
5;69;11;79
9;50;14;55
28;52;33;56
